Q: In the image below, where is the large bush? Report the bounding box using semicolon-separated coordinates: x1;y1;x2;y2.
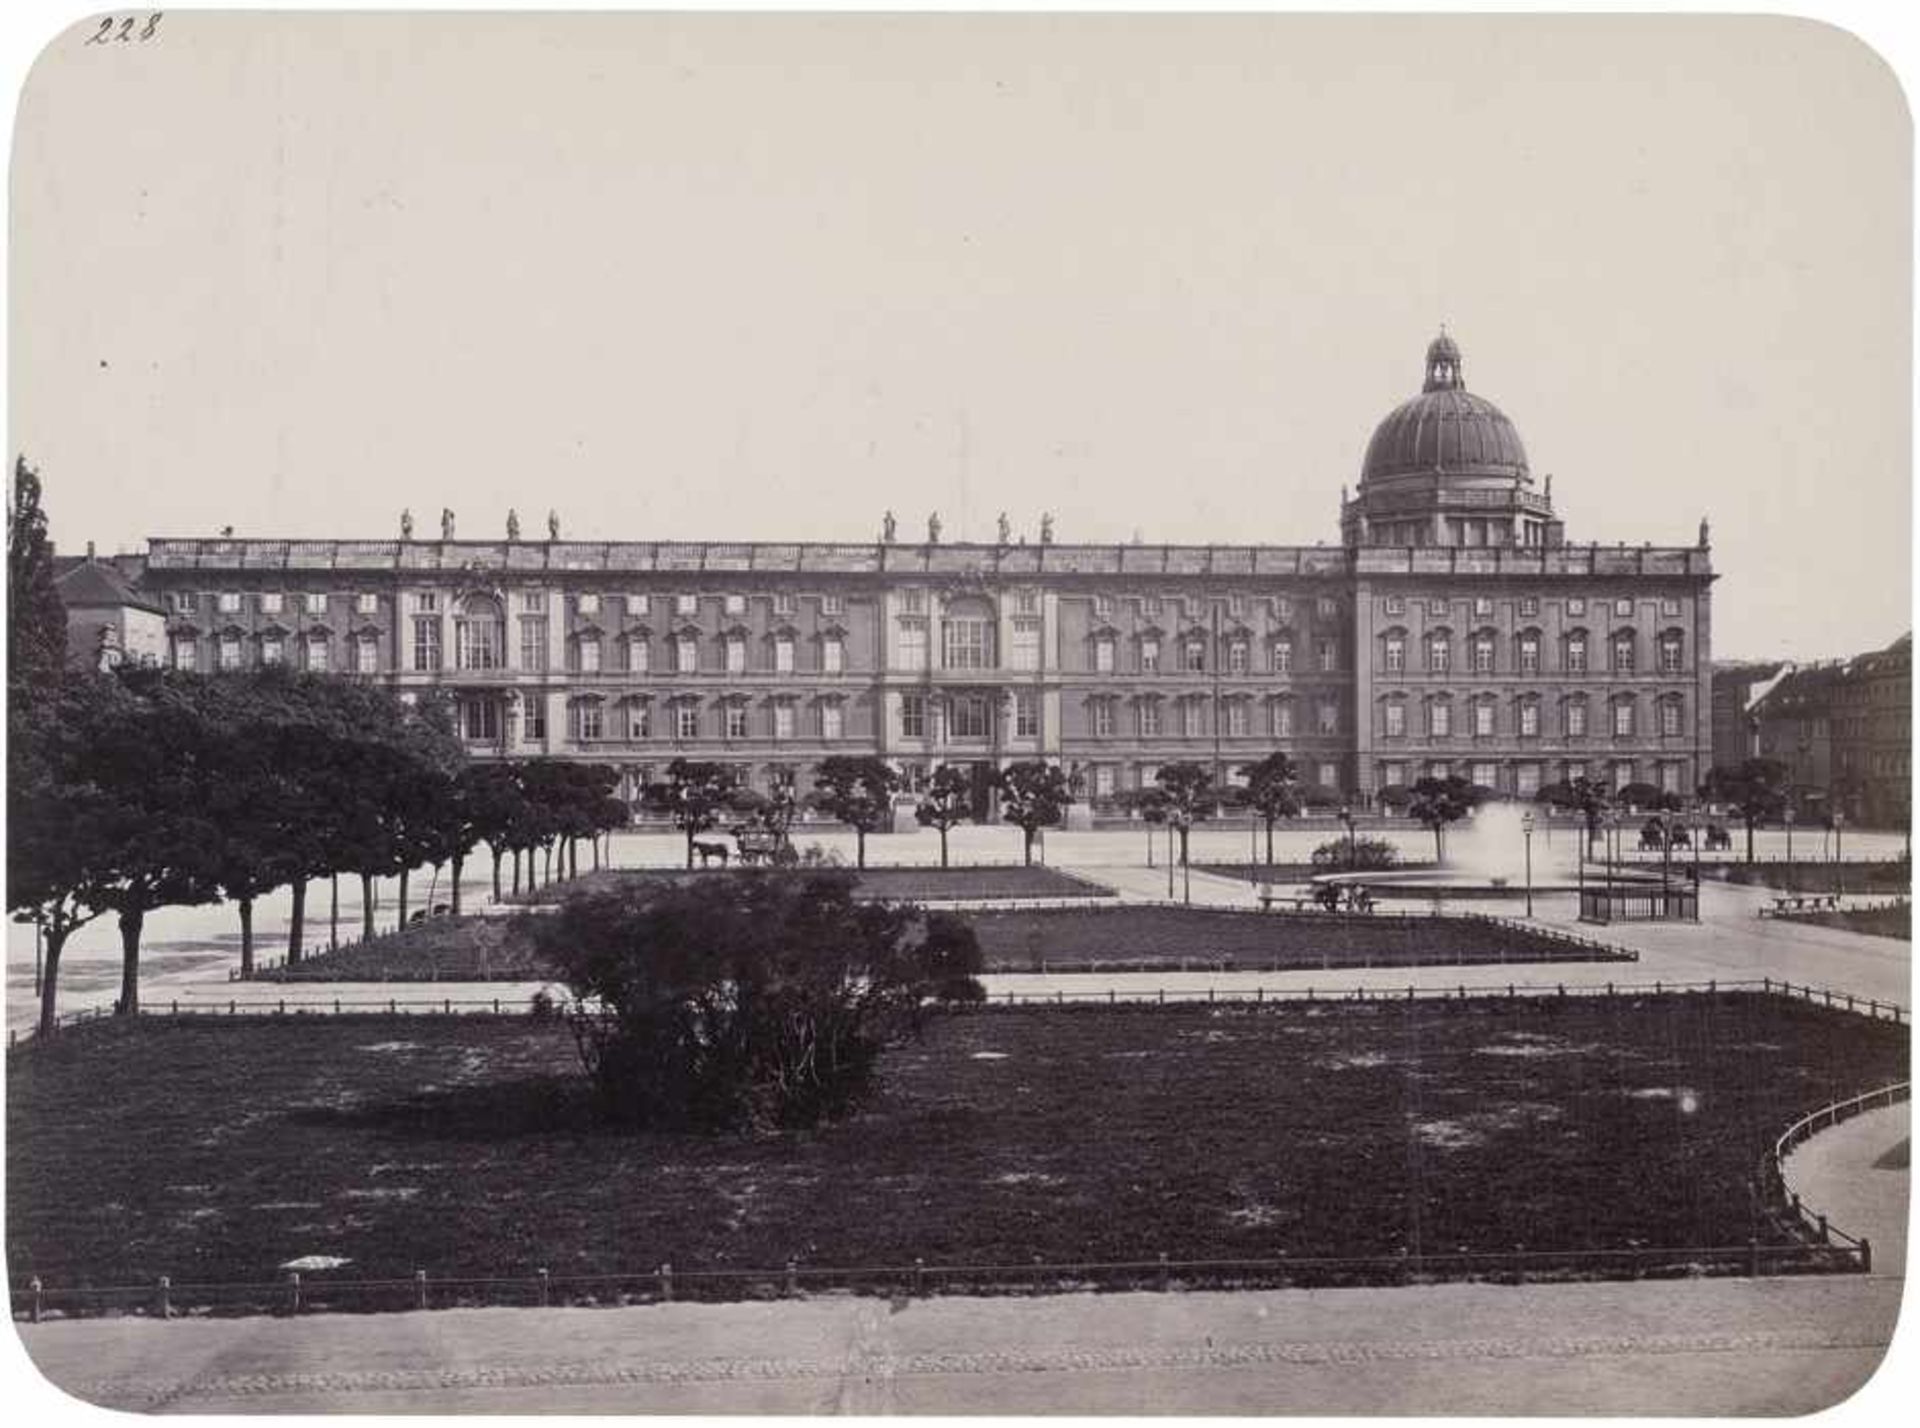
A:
1310;836;1401;871
530;869;984;1130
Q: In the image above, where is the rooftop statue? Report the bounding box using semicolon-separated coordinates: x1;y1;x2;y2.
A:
548;509;561;540
506;508;521;541
928;511;942;544
400;508;414;541
441;508;456;541
882;509;897;543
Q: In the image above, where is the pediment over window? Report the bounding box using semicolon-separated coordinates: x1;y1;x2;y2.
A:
622;624;652;641
1135;623;1164;640
303;621;334;638
817;621;849;639
1088;622;1120;640
573;622;605;640
673;624;703;641
169;620;204;637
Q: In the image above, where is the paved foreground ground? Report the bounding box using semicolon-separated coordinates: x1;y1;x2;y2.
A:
11;1099;1910;1416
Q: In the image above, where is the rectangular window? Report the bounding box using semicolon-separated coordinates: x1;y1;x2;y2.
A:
412;591;438;614
951;695;990;739
775;636;795;673
412;618;442;671
1567;598;1587;617
576;636;601;674
1384;702;1406;738
1093;595;1113;622
1384;596;1405;616
1272;598;1291;622
524;701;546;740
257;635;283;666
1474;702;1495;737
1318;640;1336;673
1515;763;1541;798
354;637;378;674
1659;637;1683;674
571;701;604;742
216;591;242;614
1519;636;1540;674
1473;597;1493;617
1015;692;1039;738
304;637;328;672
1092;700;1114;737
626;636;649;673
171;637;198;670
169;591;197;613
726;637;747;674
520;617;549;672
1094;636;1115;673
627;594;649;617
1227;702;1250;737
1139;701;1162;737
455;618;503;670
773;703;795;739
1182;700;1204;738
1319;761;1339;792
821;702;844;739
1660;597;1682;617
1519;702;1540;737
356;593;378;615
823;636;844;673
1229;641;1249;674
1613;636;1635;674
1519;597;1539;617
1613;701;1634;737
725;705;749;740
676;704;699;740
216;634;242;670
1316;598;1337;620
1094;765;1117;799
1660;761;1682;794
1271;701;1294;738
675;594;697;616
628;702;651;739
724;593;746;616
576;593;601;616
304;591;327;616
1183;640;1206;673
1010;618;1041;671
260;592;284;615
944;619;990;670
903;589;927;615
1014;589;1039;616
1615;598;1634;618
1472;762;1499;790
1384;636;1405;673
1472;637;1494;674
774;592;797;616
1429;702;1452;738
463;698;501;742
1429;636;1450;673
1567;701;1588;737
1429;599;1448;617
521;590;548;613
1612;760;1635;792
675;635;698;673
901;693;927;739
823;593;845;616
1661;700;1682;737
1140;637;1160;673
1381;760;1407;789
1566;636;1587;674
1317;699;1339;735
1271;640;1292;674
899;619;929;670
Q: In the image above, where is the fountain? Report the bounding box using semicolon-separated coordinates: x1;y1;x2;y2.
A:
1312;801;1665;908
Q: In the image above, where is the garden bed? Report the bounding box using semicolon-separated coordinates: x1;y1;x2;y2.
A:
1772;903;1911;942
508;864;1112;906
10;992;1902;1315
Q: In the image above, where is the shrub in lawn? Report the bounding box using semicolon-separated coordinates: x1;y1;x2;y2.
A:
1311;836;1401;871
532;869;985;1131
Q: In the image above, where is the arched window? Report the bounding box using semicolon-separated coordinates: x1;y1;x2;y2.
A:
1515;627;1542;675
1564;628;1589;674
1564;694;1589;738
1270;633;1293;674
1382;627;1407;673
1516;697;1541;738
1612;629;1637;675
454;594;504;670
1611;695;1636;737
1470;629;1497;675
1471;695;1497;738
1658;629;1685;674
1658;694;1684;738
1427;696;1453;738
572;631;602;674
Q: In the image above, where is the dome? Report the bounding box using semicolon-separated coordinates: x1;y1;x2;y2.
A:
1359;333;1530;484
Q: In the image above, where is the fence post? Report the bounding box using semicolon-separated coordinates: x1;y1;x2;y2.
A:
659;1263;673;1302
415;1269;429;1310
1158;1252;1170;1291
156;1275;171;1319
288;1271;302;1314
29;1277;41;1323
1861;1238;1873;1274
537;1268;550;1307
1818;1214;1830;1243
1748;1238;1760;1276
913;1258;926;1297
786;1258;799;1298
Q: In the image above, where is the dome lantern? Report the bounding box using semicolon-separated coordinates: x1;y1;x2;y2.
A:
1423;330;1464;393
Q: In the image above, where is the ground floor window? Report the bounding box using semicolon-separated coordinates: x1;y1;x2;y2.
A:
1470;761;1498;791
462;697;501;742
1515;762;1541;798
950;694;990;739
524;701;547;741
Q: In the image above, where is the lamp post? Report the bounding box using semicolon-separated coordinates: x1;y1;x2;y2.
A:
1833;810;1845;898
1783;805;1795;893
1604;812;1616;923
1339;803;1357;870
1521;811;1535;918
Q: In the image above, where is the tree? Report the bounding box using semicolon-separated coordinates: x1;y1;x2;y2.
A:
1539;776;1613;857
1311;835;1399;871
1239;752;1303;868
8;455;68;695
647;759;740;869
530;869;984;1130
1405;775;1480;863
1152;761;1216;869
811;755;901;870
914;763;974;868
1702;759;1790;864
994;760;1073;866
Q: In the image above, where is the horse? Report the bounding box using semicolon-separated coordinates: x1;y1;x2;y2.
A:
692;840;731;868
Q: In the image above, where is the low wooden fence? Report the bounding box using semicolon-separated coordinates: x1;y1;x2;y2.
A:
1756;1080;1910;1275
12;1235;1873;1323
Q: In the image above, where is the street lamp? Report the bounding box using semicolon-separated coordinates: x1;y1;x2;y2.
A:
1521;811;1535;918
1338;803;1357;869
1783;805;1795;892
1833;810;1845;898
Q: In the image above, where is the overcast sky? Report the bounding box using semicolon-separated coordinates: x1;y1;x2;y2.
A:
10;12;1910;662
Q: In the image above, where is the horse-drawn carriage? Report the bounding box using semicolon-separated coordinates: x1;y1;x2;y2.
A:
1636;818;1732;852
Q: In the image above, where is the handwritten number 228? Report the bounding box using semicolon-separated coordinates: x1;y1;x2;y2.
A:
85;14;163;45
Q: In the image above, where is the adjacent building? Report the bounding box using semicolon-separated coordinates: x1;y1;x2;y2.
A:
53;545;167;672
131;334;1719;814
1747;633;1911;828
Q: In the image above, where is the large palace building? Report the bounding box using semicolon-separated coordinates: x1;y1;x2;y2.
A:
135;335;1715;812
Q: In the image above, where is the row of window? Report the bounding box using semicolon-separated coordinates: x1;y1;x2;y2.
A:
1089;632;1341;675
1082;695;1342;739
172;632;378;673
897;692;1042;740
1381;595;1685;620
1085;594;1343;623
550;697;852;745
1376;759;1691;798
173;591;379;617
413;619;848;676
1382;628;1685;675
1381;694;1688;740
167;589;852;620
896;617;1043;671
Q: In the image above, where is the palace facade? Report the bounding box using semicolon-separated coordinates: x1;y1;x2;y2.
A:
135;335;1716;813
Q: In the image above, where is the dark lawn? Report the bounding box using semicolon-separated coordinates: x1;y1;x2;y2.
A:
1774;904;1910;942
513;864;1109;906
8;994;1904;1311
